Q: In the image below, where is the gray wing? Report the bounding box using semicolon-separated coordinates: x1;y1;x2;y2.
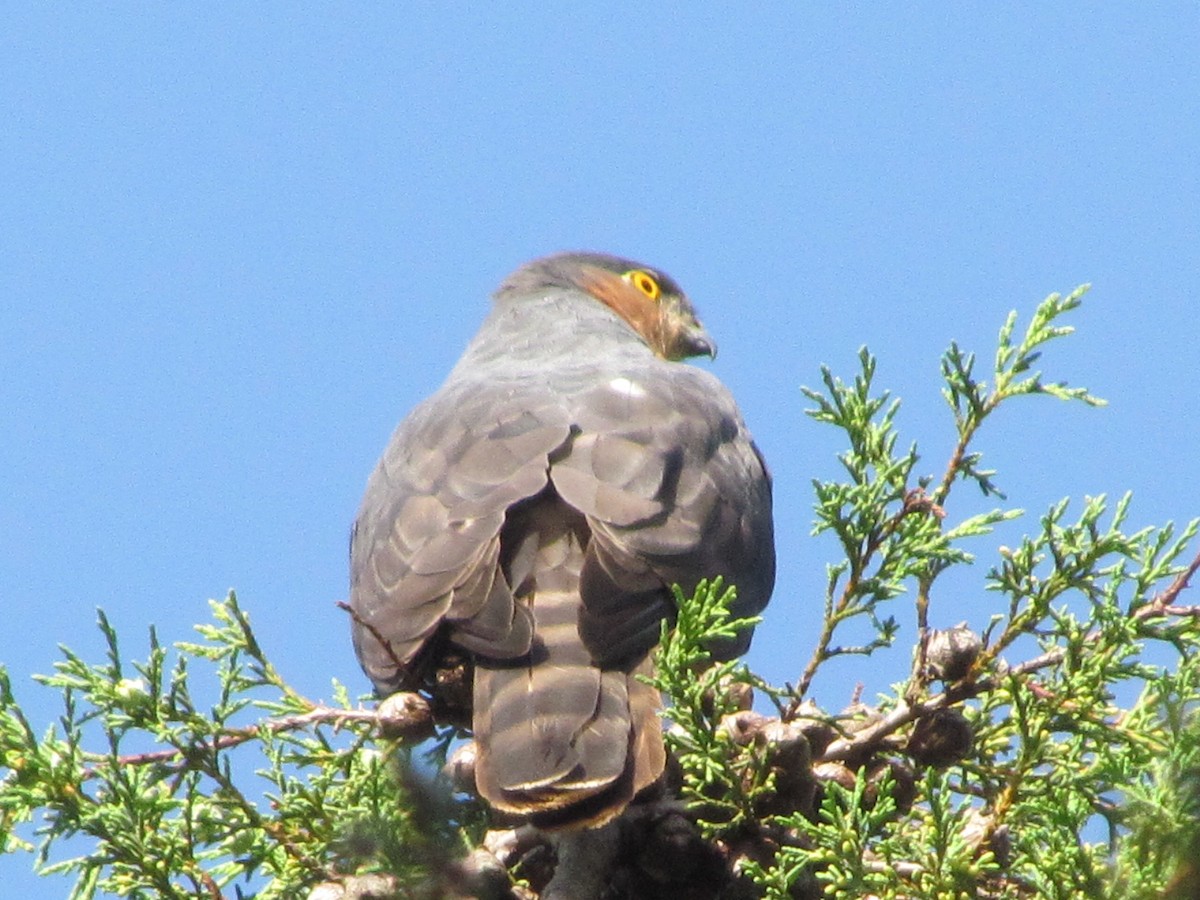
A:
349;379;572;694
550;362;775;666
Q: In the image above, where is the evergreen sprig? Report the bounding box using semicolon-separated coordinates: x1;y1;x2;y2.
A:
732;288;1200;897
1;595;441;899
648;579;766;835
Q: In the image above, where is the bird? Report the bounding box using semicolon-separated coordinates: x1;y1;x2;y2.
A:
349;251;775;831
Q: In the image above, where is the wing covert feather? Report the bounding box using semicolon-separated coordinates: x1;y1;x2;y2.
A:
349;383;572;693
552;363;775;665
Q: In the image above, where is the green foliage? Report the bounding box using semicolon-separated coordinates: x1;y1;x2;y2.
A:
3;285;1198;898
645;579;765;835
1115;711;1200;899
0;595;453;899
668;288;1200;898
746;769;1000;900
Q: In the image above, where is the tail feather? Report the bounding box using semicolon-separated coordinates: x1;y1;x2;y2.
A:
471;499;664;828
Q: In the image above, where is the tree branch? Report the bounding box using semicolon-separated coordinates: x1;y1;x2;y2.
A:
1134;546;1200;621
79;703;420;780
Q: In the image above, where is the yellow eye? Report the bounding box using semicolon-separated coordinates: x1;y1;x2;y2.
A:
624;269;661;301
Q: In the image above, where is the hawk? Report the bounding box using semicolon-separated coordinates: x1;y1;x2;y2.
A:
349;252;775;830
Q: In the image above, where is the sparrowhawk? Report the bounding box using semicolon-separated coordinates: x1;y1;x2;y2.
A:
349;252;775;830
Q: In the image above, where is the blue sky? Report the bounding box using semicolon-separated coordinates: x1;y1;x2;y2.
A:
2;7;1198;895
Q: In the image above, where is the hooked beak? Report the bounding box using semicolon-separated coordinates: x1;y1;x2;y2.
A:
679;320;718;360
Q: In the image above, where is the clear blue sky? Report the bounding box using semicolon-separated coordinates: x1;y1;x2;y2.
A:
2;7;1197;895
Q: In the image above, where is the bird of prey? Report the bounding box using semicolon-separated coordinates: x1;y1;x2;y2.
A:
349;251;775;830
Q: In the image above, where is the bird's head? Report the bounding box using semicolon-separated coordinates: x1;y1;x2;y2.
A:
495;251;717;362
